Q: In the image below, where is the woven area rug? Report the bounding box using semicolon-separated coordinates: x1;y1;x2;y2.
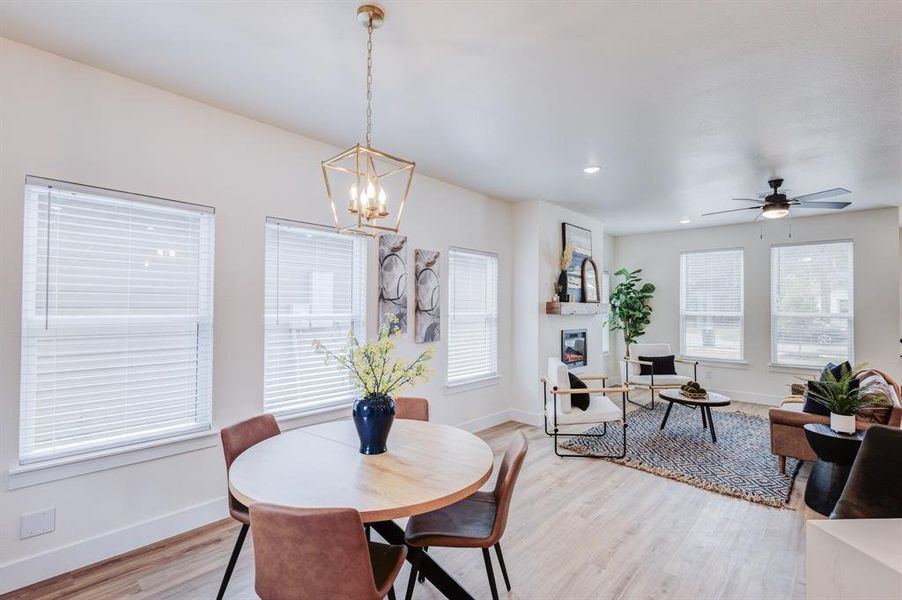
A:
560;401;801;508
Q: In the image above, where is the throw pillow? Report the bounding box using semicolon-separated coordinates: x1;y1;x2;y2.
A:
638;355;676;376
567;372;590;411
802;380;832;416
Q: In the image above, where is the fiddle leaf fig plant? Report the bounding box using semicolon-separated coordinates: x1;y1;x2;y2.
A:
607;268;655;350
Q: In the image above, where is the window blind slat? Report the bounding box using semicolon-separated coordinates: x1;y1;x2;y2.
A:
263;220;367;416
680;249;744;361
447;248;498;384
19;179;214;464
771;241;853;367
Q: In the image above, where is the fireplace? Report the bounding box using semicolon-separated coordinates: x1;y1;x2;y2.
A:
561;329;587;368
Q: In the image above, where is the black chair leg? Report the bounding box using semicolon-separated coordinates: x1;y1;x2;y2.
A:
417;547;428;583
365;524;371;541
494;543;511;591
405;548;423;600
482;547;500;600
388;586;396;600
216;523;249;600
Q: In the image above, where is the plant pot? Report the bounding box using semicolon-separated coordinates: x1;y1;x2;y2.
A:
352;394;396;455
830;412;856;435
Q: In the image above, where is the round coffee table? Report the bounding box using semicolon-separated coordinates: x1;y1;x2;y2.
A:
803;423;865;516
658;389;732;443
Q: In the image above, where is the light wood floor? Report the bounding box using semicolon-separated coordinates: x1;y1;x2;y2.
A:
3;399;817;600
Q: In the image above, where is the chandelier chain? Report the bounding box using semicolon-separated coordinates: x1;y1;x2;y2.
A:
365;23;373;147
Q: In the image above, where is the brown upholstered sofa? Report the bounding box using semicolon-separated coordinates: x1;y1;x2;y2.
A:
768;369;902;473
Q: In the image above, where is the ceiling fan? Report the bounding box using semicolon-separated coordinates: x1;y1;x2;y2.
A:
702;178;852;220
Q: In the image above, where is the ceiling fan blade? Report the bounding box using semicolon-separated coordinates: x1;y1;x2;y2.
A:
792;201;852;210
733;198;765;203
791;188;851;202
702;206;762;216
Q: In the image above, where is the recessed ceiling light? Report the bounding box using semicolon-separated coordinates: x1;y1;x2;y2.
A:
583;165;601;174
679;218;691;224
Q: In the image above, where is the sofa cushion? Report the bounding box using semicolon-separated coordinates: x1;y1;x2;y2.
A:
628;374;690;387
546;395;621;426
567;372;590;411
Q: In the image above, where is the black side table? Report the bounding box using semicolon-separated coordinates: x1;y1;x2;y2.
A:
803;423;864;516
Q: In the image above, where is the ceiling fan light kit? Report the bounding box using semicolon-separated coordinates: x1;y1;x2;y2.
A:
321;4;415;237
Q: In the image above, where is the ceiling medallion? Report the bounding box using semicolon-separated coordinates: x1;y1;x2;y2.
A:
321;4;415;237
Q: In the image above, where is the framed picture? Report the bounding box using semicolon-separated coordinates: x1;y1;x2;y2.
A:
562;222;592;302
414;249;441;343
379;233;408;334
581;257;600;303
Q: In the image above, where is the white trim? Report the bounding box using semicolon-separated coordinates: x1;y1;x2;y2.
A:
0;497;227;595
6;430;219;490
679;356;750;369
274;403;350;431
769;362;823;374
444;374;501;395
509;409;544;427
456;409;513;433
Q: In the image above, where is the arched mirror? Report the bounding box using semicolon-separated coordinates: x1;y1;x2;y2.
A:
581;257;600;303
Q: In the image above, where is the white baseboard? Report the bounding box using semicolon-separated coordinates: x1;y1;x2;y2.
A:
509;409;544;427
0;496;228;595
456;410;513;433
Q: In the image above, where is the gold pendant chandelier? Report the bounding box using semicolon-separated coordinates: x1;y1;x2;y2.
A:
321;4;415;237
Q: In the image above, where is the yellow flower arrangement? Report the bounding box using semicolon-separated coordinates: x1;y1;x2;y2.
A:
312;315;434;398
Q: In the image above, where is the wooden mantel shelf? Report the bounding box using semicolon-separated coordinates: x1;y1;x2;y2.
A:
545;301;603;315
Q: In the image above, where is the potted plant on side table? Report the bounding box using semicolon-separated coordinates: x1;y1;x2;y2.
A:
313;317;434;455
806;364;880;434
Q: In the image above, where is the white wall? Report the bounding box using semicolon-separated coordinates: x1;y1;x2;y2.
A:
0;38;514;591
613;208;901;404
510;200;607;422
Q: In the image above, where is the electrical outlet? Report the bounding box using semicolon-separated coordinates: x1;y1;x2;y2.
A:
20;507;55;539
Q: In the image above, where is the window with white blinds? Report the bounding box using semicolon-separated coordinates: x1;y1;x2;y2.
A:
771;241;853;367
447;248;498;385
680;249;744;361
19;177;214;464
263;219;367;416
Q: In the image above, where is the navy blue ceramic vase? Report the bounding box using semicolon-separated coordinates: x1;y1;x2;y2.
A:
352;393;396;455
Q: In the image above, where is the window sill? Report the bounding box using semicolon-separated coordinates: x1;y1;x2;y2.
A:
274;403;352;431
679;356;749;370
7;428;219;491
444;374;501;395
769;363;823;375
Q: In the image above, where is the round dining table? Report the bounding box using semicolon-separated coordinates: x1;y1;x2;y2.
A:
229;418;495;599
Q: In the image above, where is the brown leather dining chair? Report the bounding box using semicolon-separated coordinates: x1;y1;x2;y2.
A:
395;396;429;421
218;414;281;600
403;431;528;600
250;504;408;600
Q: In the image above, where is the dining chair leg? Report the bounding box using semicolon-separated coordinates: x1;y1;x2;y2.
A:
216;523;249;600
494;543;511;591
482;547;500;600
417;547;428;583
388;586;396;600
365;524;371;541
405;548;423;600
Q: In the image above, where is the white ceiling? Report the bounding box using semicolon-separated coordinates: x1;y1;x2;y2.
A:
1;1;900;234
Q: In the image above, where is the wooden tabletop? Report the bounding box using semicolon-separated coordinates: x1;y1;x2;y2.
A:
228;419;495;523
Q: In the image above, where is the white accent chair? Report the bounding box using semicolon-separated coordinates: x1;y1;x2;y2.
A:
624;343;698;409
542;357;629;458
